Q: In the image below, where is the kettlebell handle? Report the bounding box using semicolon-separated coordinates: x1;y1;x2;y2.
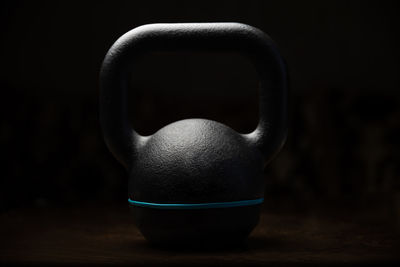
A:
100;23;288;169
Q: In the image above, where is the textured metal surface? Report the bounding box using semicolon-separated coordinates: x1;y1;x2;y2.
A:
99;23;288;244
129;119;265;204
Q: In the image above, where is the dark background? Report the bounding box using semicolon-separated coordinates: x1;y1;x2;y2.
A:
1;0;400;264
1;0;400;252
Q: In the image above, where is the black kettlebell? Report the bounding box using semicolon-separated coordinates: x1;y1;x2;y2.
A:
99;23;288;246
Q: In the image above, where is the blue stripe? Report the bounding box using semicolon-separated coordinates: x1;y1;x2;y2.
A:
128;198;263;209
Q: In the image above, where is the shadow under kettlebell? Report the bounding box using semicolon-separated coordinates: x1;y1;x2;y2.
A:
130;205;261;247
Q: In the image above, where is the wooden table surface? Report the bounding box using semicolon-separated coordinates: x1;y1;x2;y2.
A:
1;203;399;266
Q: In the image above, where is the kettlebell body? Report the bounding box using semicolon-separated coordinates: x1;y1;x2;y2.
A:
100;23;288;246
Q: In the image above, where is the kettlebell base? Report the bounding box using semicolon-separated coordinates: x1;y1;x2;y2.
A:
130;204;261;247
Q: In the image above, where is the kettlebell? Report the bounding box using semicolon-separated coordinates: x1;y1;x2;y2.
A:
99;23;288;246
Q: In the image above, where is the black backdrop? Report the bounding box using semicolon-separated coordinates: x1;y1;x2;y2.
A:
1;0;399;217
